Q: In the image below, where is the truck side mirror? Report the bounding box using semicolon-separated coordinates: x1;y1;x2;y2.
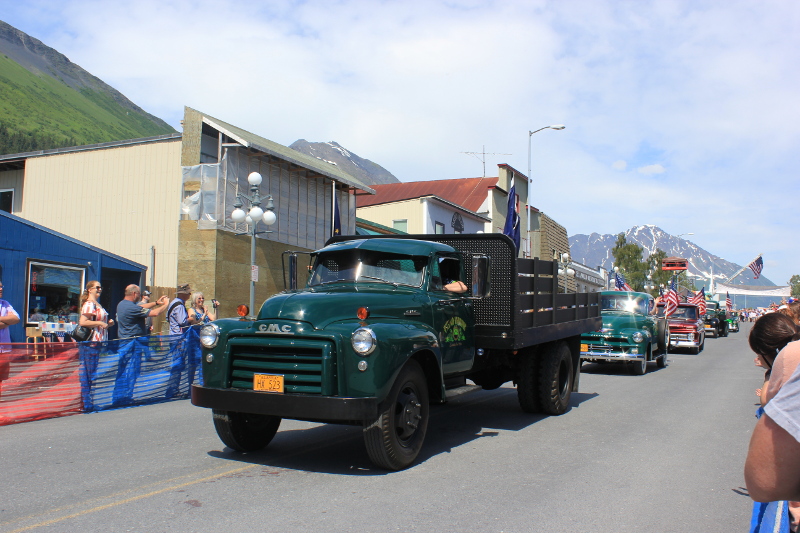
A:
471;255;491;298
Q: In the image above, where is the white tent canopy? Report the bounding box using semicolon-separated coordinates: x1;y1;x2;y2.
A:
714;282;791;298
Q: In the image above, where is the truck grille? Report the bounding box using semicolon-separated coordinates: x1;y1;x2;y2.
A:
229;341;334;395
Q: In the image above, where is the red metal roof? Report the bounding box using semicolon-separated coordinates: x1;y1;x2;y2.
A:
356;177;499;213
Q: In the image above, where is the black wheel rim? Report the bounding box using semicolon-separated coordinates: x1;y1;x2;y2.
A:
394;383;422;445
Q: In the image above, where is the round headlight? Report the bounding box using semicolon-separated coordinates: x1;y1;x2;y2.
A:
352;327;377;355
632;331;644;343
199;323;220;349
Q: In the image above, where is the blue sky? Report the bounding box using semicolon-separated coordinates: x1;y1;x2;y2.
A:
2;0;798;285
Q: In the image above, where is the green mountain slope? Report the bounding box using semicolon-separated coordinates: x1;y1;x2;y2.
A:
0;20;175;155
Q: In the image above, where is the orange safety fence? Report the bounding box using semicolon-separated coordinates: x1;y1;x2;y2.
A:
0;343;83;426
0;328;203;427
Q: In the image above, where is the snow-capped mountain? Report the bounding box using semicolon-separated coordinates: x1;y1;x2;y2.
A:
569;225;775;287
289;140;400;187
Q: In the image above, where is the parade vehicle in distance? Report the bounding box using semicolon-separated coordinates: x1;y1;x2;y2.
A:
703;301;729;338
191;234;601;470
727;313;740;333
656;302;705;354
580;291;669;375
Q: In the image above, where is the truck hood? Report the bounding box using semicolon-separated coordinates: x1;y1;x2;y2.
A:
258;284;426;328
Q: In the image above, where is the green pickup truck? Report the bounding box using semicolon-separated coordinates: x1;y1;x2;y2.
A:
579;291;669;375
191;234;601;470
703;301;729;338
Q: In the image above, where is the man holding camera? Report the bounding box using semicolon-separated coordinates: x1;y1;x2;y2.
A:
116;285;169;339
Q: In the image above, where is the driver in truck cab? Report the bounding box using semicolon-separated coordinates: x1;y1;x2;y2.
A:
434;256;467;293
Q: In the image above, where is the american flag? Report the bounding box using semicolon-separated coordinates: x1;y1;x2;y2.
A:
726;291;732;311
664;278;679;317
614;271;633;291
689;287;707;315
748;256;763;279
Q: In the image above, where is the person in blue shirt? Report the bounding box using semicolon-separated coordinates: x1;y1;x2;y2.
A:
116;285;169;339
167;284;192;335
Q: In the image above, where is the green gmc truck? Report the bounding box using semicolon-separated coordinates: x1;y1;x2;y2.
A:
191;234;601;470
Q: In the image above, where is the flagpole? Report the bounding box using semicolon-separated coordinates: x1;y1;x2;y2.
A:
723;252;764;284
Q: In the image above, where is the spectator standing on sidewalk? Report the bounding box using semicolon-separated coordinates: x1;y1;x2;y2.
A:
0;281;20;399
116;285;170;339
0;281;20;346
188;292;217;325
745;313;800;523
167;284;192;335
79;281;113;342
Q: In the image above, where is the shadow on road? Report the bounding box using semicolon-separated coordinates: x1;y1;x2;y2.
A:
580;360;670;376
205;386;599;476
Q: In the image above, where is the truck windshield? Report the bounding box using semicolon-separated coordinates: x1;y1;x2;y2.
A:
308;250;427;287
601;294;648;314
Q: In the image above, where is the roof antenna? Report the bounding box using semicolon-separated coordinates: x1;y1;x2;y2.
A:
461;146;511;177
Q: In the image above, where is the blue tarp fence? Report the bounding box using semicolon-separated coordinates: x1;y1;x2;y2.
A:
79;328;203;412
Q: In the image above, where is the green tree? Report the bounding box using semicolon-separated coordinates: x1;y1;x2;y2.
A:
611;234;685;295
611;234;650;292
790;275;800;297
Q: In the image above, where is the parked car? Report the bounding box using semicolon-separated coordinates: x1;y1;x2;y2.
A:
580;291;668;375
656;302;705;354
703;301;729;338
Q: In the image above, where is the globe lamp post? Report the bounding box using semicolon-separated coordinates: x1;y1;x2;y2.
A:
230;171;277;318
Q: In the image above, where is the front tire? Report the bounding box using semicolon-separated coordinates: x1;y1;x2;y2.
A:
630;353;647;376
363;360;429;471
212;409;281;452
536;342;573;415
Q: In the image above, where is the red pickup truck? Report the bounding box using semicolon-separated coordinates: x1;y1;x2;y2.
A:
656;302;705;355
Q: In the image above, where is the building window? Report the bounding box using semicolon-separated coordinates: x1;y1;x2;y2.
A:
392;219;408;233
0;189;13;213
435;222;445;234
26;261;86;325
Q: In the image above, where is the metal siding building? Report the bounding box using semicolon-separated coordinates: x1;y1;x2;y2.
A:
18;137;183;286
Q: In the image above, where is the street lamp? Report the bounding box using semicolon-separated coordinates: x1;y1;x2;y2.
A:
609;265;620;290
527;125;565;237
557;252;575;293
231;171;277;318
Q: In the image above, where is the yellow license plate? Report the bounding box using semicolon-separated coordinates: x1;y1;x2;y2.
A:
580;343;589;352
254;374;284;393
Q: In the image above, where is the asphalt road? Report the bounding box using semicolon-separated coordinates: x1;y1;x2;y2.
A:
0;323;761;533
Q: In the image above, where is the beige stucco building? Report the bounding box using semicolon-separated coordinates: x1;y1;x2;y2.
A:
0;107;373;322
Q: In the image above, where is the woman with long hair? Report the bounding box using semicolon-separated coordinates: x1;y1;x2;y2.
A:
188;291;216;325
78;280;114;342
746;312;800;532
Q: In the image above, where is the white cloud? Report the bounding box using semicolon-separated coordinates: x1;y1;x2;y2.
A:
637;164;666;175
612;160;627;171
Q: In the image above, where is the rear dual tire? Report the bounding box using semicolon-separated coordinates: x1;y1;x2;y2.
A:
518;342;573;415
